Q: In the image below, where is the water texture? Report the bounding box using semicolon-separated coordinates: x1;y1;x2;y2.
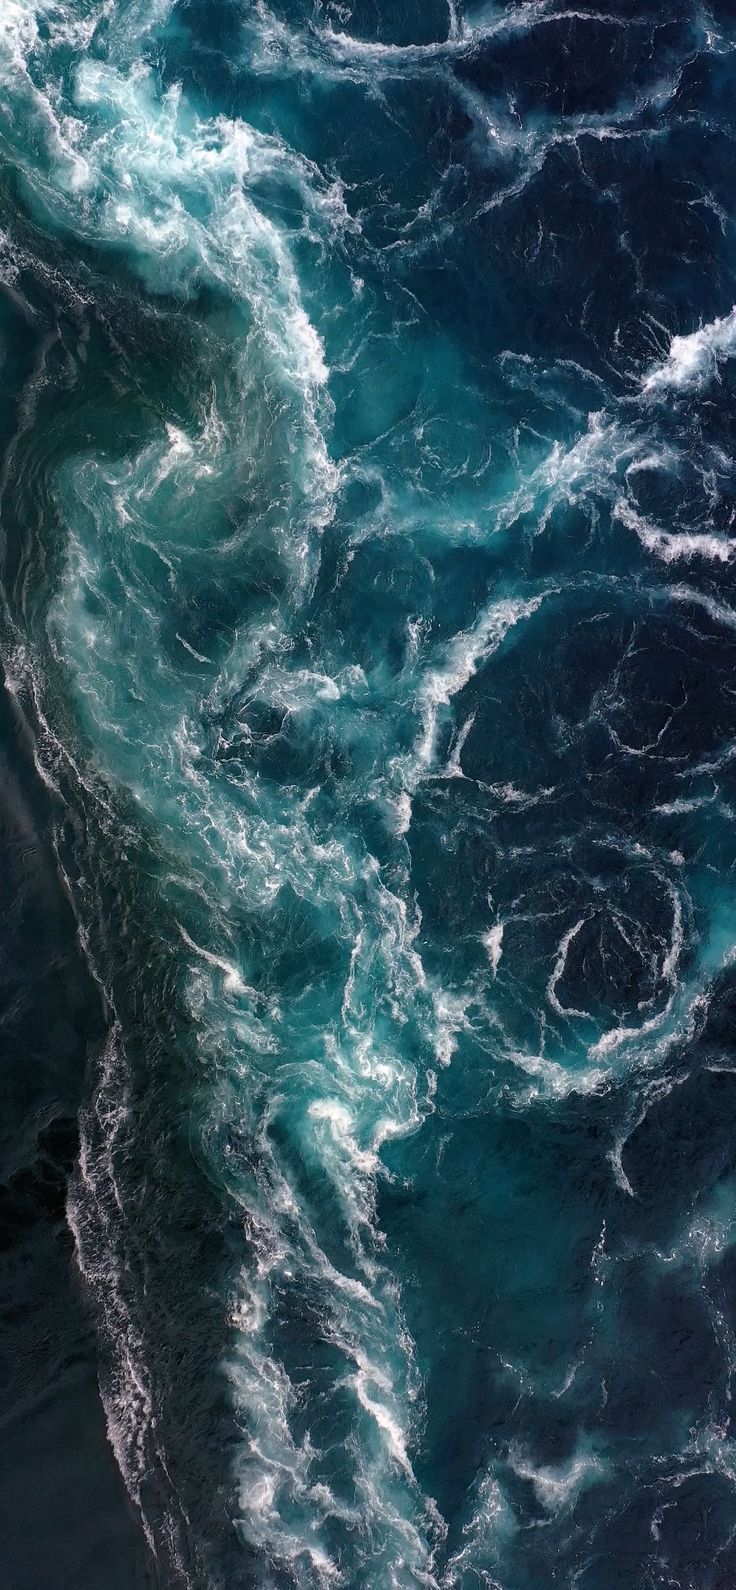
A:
1;1;736;1586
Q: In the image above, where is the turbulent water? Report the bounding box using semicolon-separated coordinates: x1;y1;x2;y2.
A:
3;1;736;1586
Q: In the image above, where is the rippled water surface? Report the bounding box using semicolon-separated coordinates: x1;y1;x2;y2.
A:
2;1;736;1586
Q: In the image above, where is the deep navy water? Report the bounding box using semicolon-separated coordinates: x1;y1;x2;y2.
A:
3;2;736;1587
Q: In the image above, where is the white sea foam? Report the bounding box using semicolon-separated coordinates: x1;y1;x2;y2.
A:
509;1444;604;1513
669;583;736;632
643;306;736;393
10;5;412;1576
177;924;248;995
445;711;475;777
431;987;473;1068
494;411;643;541
483;922;504;977
443;1464;515;1587
1;28;339;534
259;0;626;86
589;885;683;1060
508;1046;611;1100
547;918;589;1020
417;594;544;768
68;1026;199;1583
614;497;736;563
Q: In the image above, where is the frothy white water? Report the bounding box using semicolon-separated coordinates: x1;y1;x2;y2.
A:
547;918;589;1021
0;5;340;540
0;0;375;1575
614;498;736;563
643;306;736;393
416;594;544;768
483;922;504;977
442;1465;515;1588
51;423;448;1580
492;410;644;543
510;1443;604;1513
68;1019;210;1587
245;0;622;89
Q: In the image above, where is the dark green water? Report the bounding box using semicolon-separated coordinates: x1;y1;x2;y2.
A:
2;2;736;1587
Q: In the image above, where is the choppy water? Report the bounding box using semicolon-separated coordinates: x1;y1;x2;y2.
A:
2;1;736;1586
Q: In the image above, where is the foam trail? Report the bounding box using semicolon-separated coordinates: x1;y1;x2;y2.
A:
416;595;544;768
643;306;736;393
614;498;736;563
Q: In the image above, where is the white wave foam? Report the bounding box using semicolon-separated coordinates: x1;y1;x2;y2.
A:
431;987;473;1068
68;1026;204;1585
262;0;626;85
589;884;683;1060
614;497;736;563
508;1046;611;1101
417;595;544;768
643;306;736;393
669;584;736;632
483;922;504;977
1;23;340;534
509;1444;604;1513
445;711;475;777
494;411;643;542
443;1464;515;1587
177;924;248;996
547;918;589;1020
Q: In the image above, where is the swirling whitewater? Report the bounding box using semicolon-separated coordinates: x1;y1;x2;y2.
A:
1;1;736;1587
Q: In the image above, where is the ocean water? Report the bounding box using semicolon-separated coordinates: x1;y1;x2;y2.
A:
2;1;736;1586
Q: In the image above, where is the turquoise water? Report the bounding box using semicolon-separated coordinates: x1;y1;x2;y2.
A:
2;1;736;1586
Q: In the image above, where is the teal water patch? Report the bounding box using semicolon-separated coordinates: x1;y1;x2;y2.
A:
2;2;736;1587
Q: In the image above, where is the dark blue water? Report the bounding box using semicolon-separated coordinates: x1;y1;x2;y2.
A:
2;2;736;1586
